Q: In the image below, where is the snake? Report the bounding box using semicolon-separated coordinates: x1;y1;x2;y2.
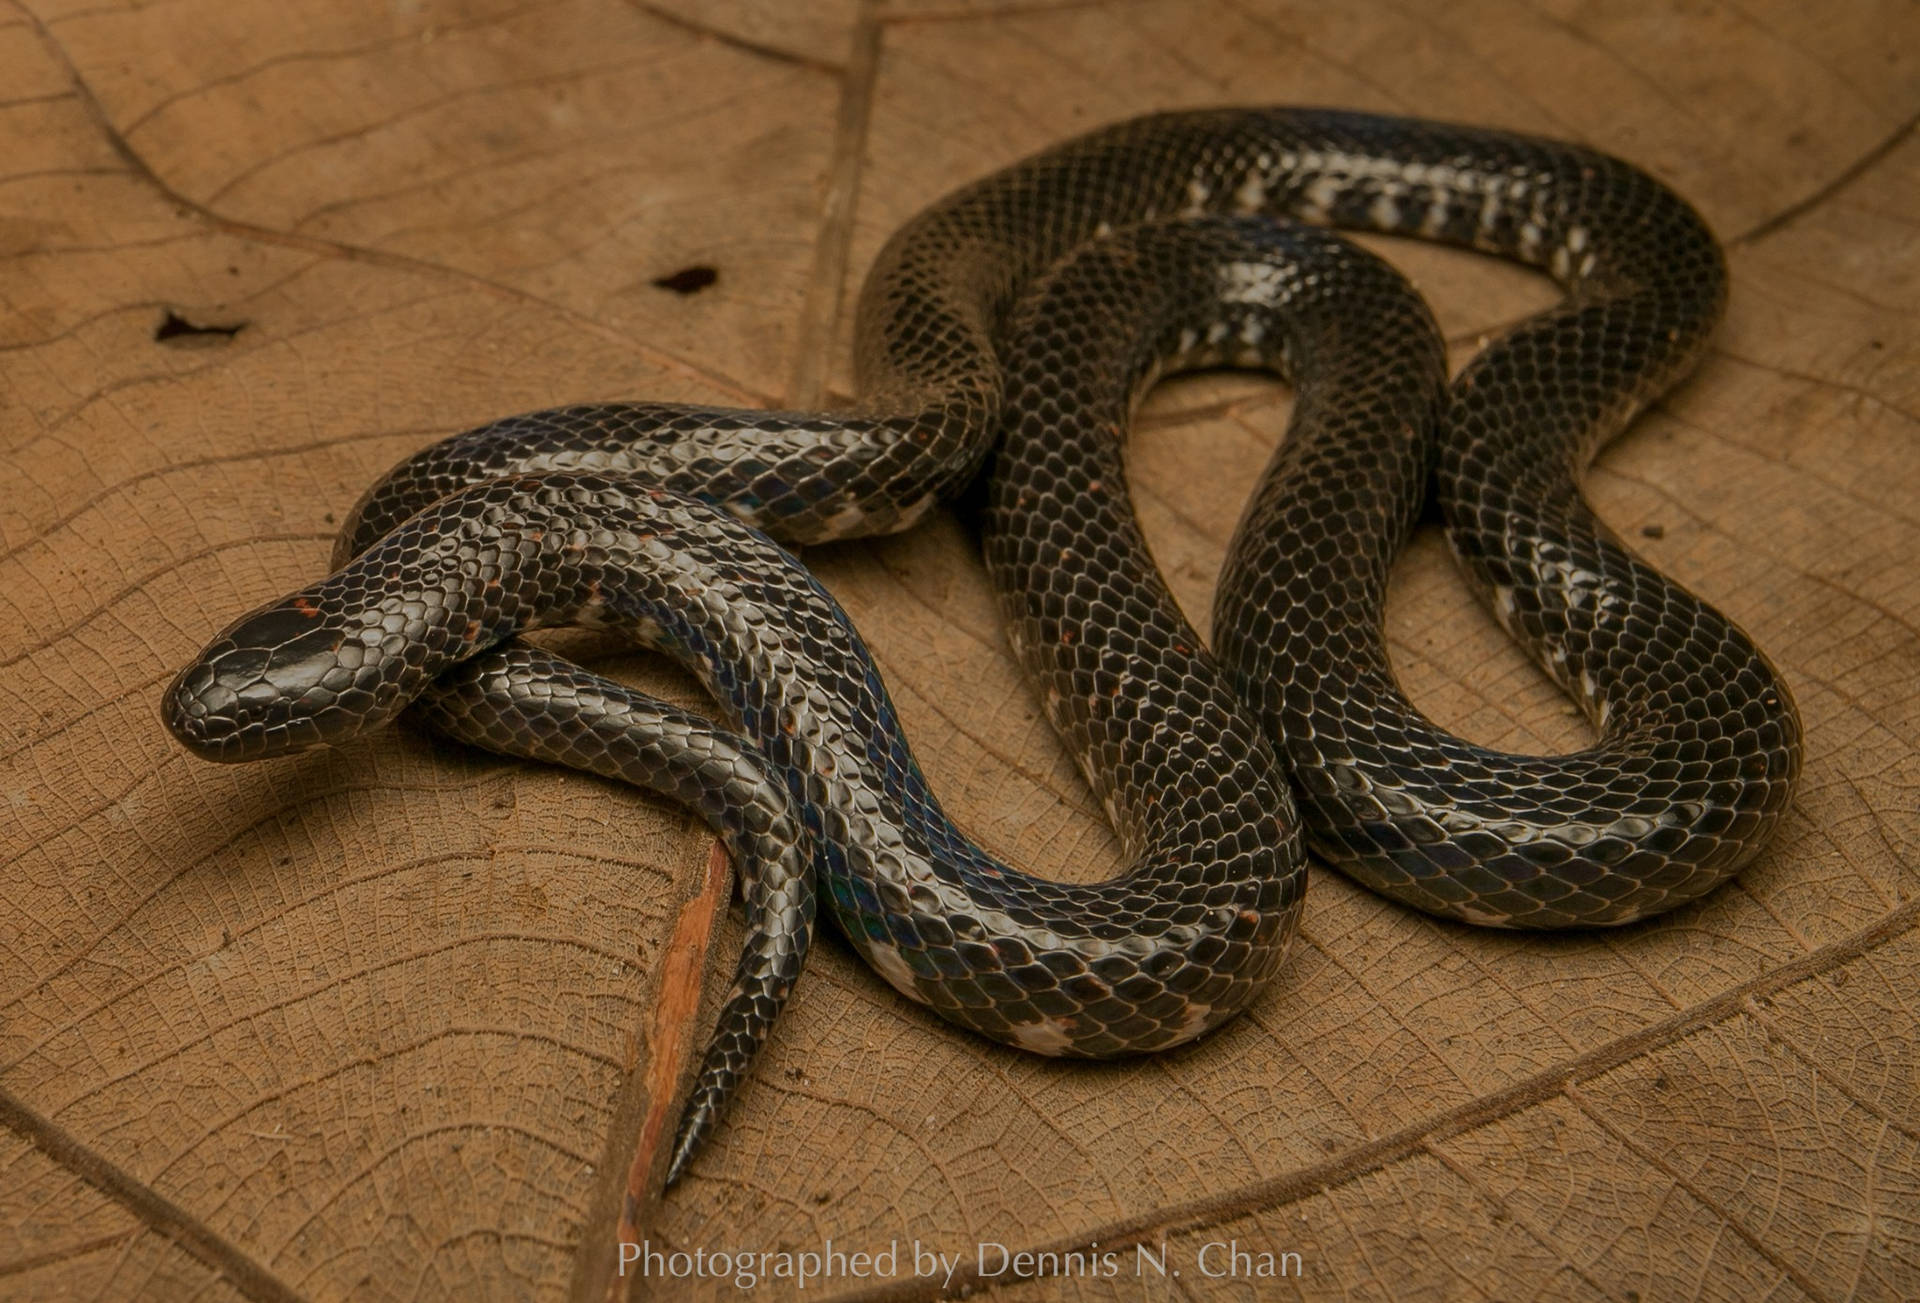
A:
162;108;1803;1183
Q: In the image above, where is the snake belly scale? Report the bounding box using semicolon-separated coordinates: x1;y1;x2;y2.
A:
163;108;1802;1182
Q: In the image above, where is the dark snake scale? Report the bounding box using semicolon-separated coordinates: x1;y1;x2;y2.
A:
164;108;1803;1183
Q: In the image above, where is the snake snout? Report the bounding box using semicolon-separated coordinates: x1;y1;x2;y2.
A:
164;601;378;762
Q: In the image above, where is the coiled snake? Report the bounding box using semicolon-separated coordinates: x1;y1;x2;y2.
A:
163;108;1802;1182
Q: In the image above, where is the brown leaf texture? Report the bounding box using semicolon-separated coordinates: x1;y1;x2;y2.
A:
2;1;1916;1299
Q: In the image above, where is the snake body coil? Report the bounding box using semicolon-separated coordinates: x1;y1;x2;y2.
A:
164;108;1802;1181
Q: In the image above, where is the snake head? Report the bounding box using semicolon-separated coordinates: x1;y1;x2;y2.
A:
164;596;404;762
